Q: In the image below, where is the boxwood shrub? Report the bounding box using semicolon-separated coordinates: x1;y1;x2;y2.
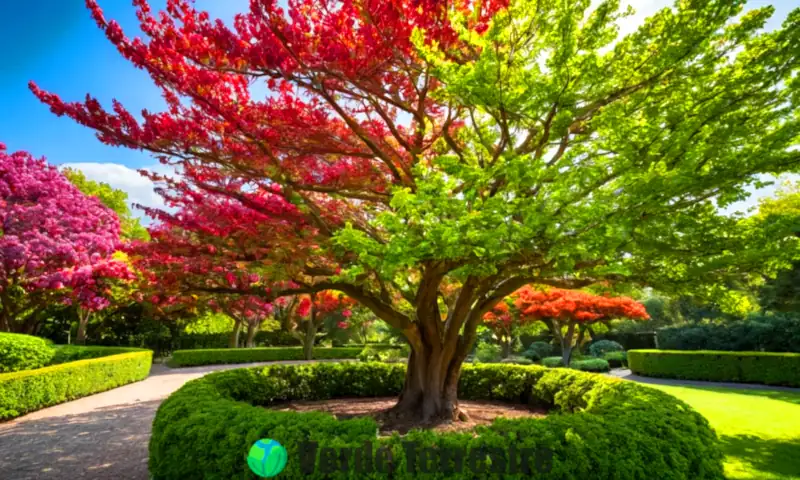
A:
150;362;724;479
0;349;152;420
628;349;800;387
603;351;628;368
0;333;55;373
168;346;363;367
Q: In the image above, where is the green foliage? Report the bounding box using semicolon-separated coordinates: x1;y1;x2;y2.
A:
499;356;533;365
150;362;724;479
357;344;409;363
570;358;611;373
0;349;152;419
168;347;363;367
542;356;564;368
603;351;628;368
474;341;502;362
0;333;54;373
522;341;553;361
62;167;149;241
588;340;625;357
50;345;147;364
183;311;235;334
657;313;800;352
628;350;800;387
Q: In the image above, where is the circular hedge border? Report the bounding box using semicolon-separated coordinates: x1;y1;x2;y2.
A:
150;363;724;479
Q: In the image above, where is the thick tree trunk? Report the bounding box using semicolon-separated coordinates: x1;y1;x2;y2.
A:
229;319;242;348
302;320;318;360
76;309;90;345
245;322;258;348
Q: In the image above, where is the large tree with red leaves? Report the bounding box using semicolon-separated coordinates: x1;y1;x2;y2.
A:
32;0;800;421
514;286;649;365
0;145;130;335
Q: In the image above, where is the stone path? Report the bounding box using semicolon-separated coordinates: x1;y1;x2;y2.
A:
610;368;800;392
0;360;344;480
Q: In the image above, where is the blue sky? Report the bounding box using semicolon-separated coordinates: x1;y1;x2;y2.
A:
0;0;796;219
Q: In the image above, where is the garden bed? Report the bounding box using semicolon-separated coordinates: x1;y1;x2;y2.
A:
150;362;725;479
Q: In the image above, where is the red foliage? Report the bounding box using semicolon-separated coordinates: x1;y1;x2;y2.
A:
513;286;650;324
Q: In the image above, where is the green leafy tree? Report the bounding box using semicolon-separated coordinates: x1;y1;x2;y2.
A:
63;167;149;241
34;0;800;422
758;183;800;312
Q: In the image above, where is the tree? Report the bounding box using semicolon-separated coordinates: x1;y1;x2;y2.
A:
65;259;135;343
0;145;128;334
32;0;800;422
63;167;149;241
757;183;800;312
209;294;273;348
514;286;649;365
272;291;354;359
482;299;526;358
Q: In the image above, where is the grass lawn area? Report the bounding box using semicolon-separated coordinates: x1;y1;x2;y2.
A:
649;384;800;480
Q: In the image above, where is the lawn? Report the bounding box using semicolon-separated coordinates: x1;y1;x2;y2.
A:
649;384;800;480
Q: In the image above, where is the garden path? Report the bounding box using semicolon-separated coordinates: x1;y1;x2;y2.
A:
0;360;345;480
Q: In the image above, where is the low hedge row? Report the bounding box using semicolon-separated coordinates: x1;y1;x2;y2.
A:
150;362;724;479
168;347;363;367
628;350;800;387
0;349;152;420
0;333;54;372
50;345;149;364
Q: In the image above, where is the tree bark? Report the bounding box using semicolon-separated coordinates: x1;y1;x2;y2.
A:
245;321;258;348
560;321;577;366
229;319;242;348
76;309;91;345
500;336;511;358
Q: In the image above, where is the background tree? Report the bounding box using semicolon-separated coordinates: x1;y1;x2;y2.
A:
0;145;128;334
32;0;800;422
514;286;650;365
757;183;800;312
482;299;528;358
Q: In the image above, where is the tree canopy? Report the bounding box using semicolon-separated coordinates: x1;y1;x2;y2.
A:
31;0;800;421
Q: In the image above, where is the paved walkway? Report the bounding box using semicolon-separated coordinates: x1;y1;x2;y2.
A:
0;360;344;480
610;368;800;392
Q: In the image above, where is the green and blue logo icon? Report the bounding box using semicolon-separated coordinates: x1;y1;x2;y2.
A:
247;438;287;478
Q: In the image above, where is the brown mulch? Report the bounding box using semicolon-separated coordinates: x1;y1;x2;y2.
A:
268;397;547;434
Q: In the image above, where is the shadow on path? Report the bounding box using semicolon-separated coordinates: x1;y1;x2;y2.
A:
0;401;159;480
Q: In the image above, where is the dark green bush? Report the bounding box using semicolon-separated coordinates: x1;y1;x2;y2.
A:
588;339;624;357
0;333;54;373
603;351;628;368
150;362;724;479
499;356;533;365
657;313;800;353
541;356;564;368
628;350;800;387
357;344;409;363
570;358;610;372
168;346;363;367
0;350;152;420
522;341;553;361
474;341;502;362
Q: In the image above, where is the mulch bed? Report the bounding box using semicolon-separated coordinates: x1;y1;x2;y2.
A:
268;397;547;434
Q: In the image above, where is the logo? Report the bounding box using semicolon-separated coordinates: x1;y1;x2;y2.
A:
247;439;288;478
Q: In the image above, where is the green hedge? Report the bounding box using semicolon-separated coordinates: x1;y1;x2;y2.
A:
0;349;152;420
603;351;628;368
0;333;54;373
628;350;800;387
168;347;363;367
150;363;724;479
50;345;149;364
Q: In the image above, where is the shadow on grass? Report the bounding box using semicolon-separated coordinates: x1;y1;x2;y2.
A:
720;434;800;478
689;387;800;406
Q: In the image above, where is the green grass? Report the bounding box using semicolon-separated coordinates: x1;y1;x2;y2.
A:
649;384;800;480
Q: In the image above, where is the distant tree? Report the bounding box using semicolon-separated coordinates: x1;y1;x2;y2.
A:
0;145;129;334
757;183;800;312
514;286;649;365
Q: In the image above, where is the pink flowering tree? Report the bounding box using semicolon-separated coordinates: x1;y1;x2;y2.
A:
0;145;130;335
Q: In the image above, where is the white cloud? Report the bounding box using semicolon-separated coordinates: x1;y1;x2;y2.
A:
61;162;168;223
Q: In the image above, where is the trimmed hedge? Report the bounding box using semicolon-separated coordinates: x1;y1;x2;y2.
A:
0;349;152;420
628;350;800;387
570;358;610;372
50;345;149;364
168;347;363;367
357;344;409;363
0;333;54;373
588;340;624;357
656;314;800;353
603;351;628;368
150;362;723;479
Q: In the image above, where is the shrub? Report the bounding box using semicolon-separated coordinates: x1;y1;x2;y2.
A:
0;349;152;419
150;362;724;480
570;358;610;372
522;341;553;361
541;356;564;368
628;350;800;387
603;351;628;368
50;345;148;364
474;341;502;362
0;333;55;373
499;356;533;365
357;344;409;362
168;346;363;367
657;313;800;353
588;339;624;357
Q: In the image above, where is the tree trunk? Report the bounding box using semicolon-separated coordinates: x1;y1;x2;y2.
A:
501;337;511;358
76;309;91;345
229;319;242;348
245;321;258;348
560;322;577;366
302;320;318;360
